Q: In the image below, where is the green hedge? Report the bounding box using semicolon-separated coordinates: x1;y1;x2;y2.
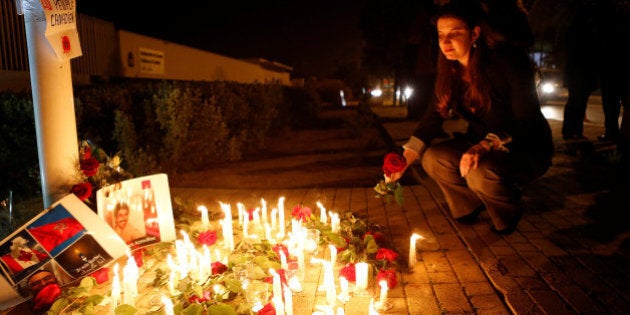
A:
0;80;322;202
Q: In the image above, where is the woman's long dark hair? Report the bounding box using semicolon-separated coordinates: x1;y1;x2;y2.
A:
434;2;491;118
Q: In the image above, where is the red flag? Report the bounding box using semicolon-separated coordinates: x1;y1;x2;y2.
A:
28;217;85;252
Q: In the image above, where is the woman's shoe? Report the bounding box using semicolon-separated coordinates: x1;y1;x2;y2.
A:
455;205;484;225
490;225;516;235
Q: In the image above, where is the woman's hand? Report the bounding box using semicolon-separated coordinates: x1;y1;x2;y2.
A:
459;142;491;177
387;149;419;182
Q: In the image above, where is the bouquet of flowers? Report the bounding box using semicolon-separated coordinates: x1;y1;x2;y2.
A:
69;140;132;211
374;152;406;206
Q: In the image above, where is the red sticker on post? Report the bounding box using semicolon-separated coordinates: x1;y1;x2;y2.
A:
62;36;71;54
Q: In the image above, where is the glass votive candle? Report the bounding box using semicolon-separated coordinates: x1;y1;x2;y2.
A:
304;229;320;254
245;280;269;313
286;261;302;293
232;263;252;290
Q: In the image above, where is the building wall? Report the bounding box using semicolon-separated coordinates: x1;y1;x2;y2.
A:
118;30;291;85
1;0;291;91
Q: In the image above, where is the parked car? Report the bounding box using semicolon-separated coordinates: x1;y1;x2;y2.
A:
536;68;568;102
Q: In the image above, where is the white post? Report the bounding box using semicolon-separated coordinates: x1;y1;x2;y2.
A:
23;0;79;207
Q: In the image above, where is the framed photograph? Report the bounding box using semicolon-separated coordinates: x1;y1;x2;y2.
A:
96;173;176;250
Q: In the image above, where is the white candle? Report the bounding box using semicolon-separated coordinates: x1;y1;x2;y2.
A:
220;202;235;251
261;198;268;223
409;233;423;269
271;208;277;230
237;203;245;226
123;253;138;305
330;212;340;233
283;286;293;315
355;262;368;290
368;297;378;315
278;197;286;238
161;296;174;315
243;214;249;239
270;269;282;300
378;280;388;305
324;261;336;306
198;205;209;230
265;223;272;241
339;276;349;301
253;207;261;226
280;251;288;270
317;201;327;224
110;263;120;314
329;244;337;266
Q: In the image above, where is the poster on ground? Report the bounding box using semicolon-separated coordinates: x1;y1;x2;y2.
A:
0;194;128;310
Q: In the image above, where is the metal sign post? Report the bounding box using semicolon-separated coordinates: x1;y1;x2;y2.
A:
20;0;82;207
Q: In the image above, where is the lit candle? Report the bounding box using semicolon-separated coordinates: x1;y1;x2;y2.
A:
280;251;288;270
338;276;349;302
274;296;285;315
378;280;388;305
271;208;277;231
409;233;423;270
237;203;245;227
261;198;268;223
283;286;293;315
110;263;120;314
317;201;327;224
265;223;272;241
355;262;368;290
243;213;249;239
324;261;336;306
330;212;340;233
220;202;235;251
123;253;138;305
198;205;209;230
278;197;286;238
368;297;378;315
253;207;261;226
161;296;174;315
329;244;337;266
270;269;283;300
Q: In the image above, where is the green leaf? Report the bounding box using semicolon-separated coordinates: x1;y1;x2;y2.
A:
182;303;204;315
115;303;138;315
207;303;238;315
46;297;69;315
365;237;379;255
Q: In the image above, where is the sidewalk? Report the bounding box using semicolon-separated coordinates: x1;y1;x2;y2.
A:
169;104;629;314
373;105;630;314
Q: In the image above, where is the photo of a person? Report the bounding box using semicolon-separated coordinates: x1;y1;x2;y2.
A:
112;202;145;243
26;269;62;314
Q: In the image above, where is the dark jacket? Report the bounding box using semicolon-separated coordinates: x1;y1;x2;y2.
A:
412;46;553;165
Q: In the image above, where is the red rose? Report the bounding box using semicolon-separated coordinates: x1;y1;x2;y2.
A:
197;230;218;246
247;208;255;220
89;267;109;284
375;248;399;263
376;269;397;289
339;263;356;282
33;283;62;312
382;152;407;177
272;244;289;260
365;231;386;247
80;157;100;177
80;144;92;159
70;182;93;201
258;303;276;315
132;249;144;267
189;290;212;303
211;261;227;275
291;204;312;222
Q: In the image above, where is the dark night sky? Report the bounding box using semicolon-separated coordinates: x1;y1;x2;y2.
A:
77;1;365;77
